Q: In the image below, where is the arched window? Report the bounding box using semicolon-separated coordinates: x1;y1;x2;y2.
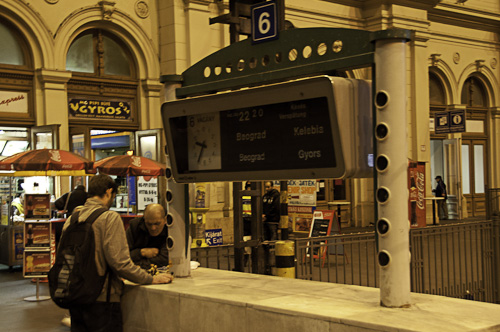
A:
66;30;134;78
461;77;487;107
66;29;138;130
0;21;25;66
429;73;446;105
0;18;34;126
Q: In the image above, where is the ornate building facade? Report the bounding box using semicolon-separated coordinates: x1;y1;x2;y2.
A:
0;0;498;228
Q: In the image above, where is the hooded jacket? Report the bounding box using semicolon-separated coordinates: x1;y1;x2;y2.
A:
62;197;153;302
263;188;280;223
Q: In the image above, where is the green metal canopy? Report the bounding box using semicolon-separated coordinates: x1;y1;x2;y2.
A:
172;28;376;98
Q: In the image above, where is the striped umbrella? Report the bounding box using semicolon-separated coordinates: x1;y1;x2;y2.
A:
0;149;94;176
93;155;166;177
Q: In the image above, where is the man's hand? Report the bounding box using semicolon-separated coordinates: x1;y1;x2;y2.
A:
152;273;174;284
141;248;159;258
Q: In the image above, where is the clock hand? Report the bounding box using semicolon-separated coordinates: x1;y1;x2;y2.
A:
195;141;207;148
196;141;207;163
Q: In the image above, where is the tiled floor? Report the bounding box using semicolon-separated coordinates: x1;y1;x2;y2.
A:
0;264;68;332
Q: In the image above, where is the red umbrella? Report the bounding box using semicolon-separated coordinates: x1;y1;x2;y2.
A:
0;149;94;176
93;155;166;177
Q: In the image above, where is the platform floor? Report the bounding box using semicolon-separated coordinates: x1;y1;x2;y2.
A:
122;267;500;332
0;265;68;332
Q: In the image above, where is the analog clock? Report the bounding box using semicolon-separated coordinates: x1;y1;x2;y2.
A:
187;112;222;171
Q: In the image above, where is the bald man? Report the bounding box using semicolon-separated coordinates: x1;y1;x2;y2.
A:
126;204;169;270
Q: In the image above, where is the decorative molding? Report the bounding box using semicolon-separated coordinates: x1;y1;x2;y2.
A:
141;79;163;92
490;58;497;70
490;107;500;118
135;1;149;19
45;0;59;4
37;69;72;91
475;59;485;72
453;52;460;64
98;0;116;20
430;53;441;67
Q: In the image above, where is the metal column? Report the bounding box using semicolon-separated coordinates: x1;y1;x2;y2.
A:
372;30;412;307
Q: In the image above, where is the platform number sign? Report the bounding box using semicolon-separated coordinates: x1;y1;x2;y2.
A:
251;1;278;44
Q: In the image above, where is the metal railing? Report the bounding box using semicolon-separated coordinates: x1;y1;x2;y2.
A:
190;220;499;303
295;232;379;287
410;221;495;302
191;244;235;271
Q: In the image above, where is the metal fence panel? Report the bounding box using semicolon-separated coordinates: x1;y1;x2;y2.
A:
295;232;379;287
189;221;497;303
410;221;494;302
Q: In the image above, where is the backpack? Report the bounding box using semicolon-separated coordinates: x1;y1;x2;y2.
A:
48;207;108;309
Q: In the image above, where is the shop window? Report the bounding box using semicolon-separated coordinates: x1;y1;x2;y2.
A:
461;77;487;107
66;30;134;78
0;21;25;66
0;127;29;156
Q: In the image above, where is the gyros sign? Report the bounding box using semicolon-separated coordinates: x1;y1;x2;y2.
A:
68;98;131;120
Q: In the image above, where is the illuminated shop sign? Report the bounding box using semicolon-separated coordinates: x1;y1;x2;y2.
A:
68;98;131;120
0;91;28;113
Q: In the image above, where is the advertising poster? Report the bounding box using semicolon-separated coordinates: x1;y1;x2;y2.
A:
287;179;317;206
1;197;8;225
23;250;51;277
307;210;334;259
194;183;206;208
24;194;51;220
24;222;51;248
137;177;157;211
14;228;24;261
289;206;314;233
127;176;137;206
408;161;426;228
274;180;317;206
49;224;56;265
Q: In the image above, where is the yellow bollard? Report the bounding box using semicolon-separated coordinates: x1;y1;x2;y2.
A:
275;240;295;278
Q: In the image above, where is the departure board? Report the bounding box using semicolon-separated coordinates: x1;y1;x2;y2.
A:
162;76;346;182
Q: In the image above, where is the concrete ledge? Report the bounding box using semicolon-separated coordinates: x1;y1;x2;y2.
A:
122;268;500;332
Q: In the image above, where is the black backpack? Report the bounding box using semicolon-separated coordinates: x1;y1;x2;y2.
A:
48;207;108;309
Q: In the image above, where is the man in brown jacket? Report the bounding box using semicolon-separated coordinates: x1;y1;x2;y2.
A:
62;174;173;331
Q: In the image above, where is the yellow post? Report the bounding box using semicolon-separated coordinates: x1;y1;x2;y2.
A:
275;240;295;278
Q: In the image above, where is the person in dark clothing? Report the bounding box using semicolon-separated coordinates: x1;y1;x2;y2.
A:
54;185;88;216
433;175;448;220
62;175;172;332
262;181;280;241
126;203;169;270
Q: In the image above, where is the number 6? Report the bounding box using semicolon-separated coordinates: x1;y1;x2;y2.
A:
258;12;271;34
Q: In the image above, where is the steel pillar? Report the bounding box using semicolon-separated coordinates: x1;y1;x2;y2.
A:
372;31;411;307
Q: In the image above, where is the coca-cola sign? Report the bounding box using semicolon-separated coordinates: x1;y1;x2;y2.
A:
409;161;426;228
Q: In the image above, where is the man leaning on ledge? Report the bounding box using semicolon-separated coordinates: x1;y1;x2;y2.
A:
126;203;169;270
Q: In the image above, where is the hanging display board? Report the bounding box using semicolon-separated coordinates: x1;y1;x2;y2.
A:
162;76;346;182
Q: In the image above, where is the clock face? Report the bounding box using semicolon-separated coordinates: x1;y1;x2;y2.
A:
187;112;222;171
